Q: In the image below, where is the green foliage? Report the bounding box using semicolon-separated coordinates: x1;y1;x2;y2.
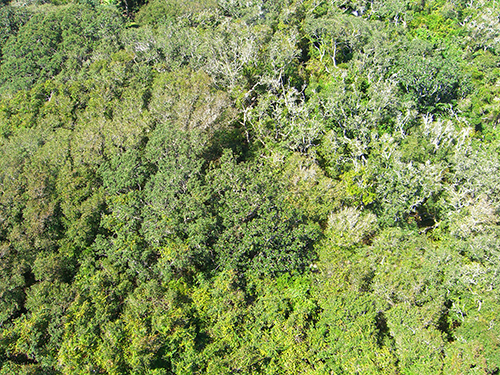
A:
0;4;32;59
0;4;124;93
208;150;321;275
135;0;217;26
393;39;470;111
1;0;500;373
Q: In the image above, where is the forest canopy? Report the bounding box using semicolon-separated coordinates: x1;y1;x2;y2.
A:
0;0;500;373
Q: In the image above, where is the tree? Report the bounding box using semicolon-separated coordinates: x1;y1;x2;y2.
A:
207;150;321;275
0;4;124;93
